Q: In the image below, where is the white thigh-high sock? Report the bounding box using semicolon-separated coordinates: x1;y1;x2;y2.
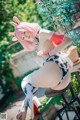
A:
21;75;39;108
21;76;34;108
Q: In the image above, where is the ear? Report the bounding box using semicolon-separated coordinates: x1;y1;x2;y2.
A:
13;16;20;24
12;37;18;41
10;22;17;27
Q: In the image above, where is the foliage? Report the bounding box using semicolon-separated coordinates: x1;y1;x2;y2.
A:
0;42;14;94
71;73;80;94
77;44;80;56
36;1;80;111
15;68;39;89
40;96;61;112
0;92;16;112
36;0;80;45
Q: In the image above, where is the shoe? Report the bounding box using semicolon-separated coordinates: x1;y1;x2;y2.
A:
31;96;42;119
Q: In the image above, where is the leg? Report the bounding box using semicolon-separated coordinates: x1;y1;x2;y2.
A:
62;45;80;73
16;77;29;120
51;72;71;91
69;63;80;73
16;76;34;120
66;46;80;73
17;75;41;120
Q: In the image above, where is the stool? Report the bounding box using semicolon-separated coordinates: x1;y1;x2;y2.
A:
45;83;80;120
61;83;80;120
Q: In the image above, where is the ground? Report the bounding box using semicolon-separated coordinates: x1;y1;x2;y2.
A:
2;88;77;120
3;88;46;120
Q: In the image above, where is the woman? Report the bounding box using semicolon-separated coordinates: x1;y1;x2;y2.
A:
10;16;73;120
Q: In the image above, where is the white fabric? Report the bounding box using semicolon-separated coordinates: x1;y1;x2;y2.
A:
57;51;73;67
21;76;34;109
21;75;38;110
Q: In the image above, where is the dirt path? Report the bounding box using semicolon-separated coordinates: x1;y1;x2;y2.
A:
3;88;46;120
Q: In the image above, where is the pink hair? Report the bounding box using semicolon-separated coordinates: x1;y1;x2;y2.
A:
14;22;40;51
15;22;40;38
10;16;40;51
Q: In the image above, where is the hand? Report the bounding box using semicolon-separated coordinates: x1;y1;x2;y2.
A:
37;51;44;57
9;16;20;41
16;111;27;120
37;50;51;57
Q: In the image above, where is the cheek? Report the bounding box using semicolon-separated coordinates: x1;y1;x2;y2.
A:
20;33;24;40
30;34;33;38
25;32;27;35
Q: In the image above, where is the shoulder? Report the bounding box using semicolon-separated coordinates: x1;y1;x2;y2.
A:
39;29;53;40
39;29;53;35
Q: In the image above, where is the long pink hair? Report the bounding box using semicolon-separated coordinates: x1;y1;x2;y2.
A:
10;16;40;51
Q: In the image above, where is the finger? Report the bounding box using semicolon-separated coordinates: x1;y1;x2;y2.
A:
9;32;14;36
19;115;22;120
10;22;17;27
12;37;18;41
16;113;22;120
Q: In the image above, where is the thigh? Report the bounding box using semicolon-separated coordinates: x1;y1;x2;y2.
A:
52;71;71;90
31;62;62;88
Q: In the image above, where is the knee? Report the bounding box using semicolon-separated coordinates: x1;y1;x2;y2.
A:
21;80;24;90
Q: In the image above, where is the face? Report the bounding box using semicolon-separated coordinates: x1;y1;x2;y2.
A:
21;31;34;42
19;31;37;51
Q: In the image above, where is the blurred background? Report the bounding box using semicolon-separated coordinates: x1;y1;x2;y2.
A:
0;0;80;112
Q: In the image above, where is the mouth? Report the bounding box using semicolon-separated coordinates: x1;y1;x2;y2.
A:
26;40;35;45
24;37;34;42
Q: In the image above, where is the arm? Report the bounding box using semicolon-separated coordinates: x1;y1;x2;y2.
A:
38;29;55;57
39;29;53;52
39;29;73;56
49;35;73;56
